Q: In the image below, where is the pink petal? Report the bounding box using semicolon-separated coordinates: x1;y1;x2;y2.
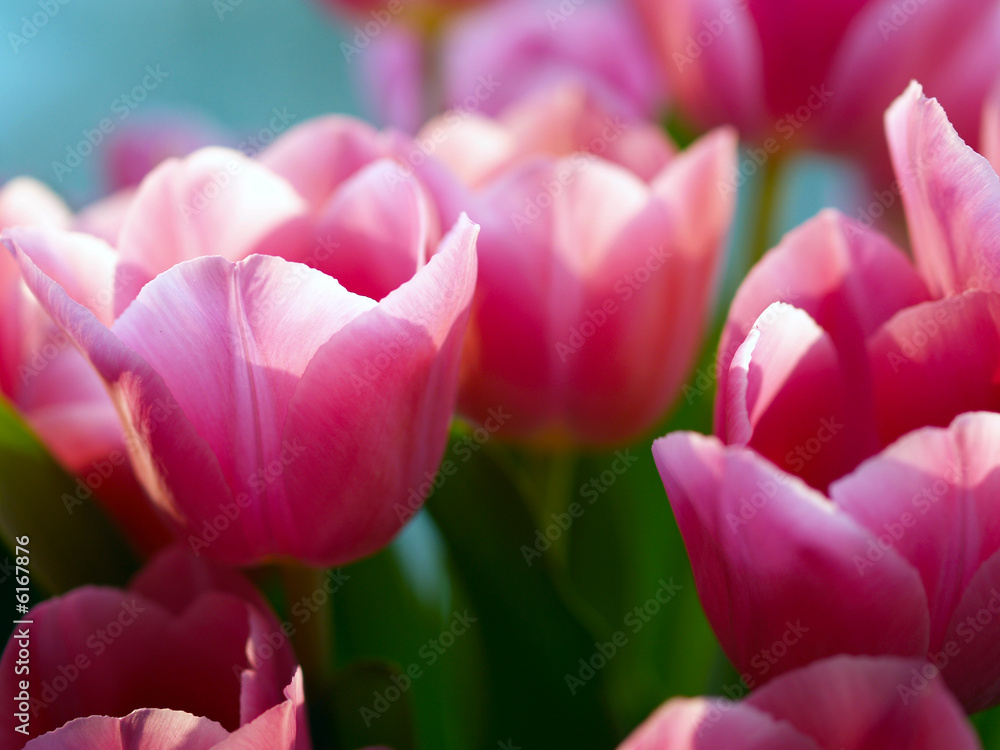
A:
0;178;71;231
110;254;377;561
867;292;1000;446
565;128;734;443
652;432;930;686
716;210;932;439
746;655;982;750
985;77;1000;174
617;697;818;750
5;228;256;563
941;550;1000;711
724;302;876;489
631;0;765;134
307;160;438;301
826;0;1000;155
886;81;1000;296
22;709;230;750
73;188;137;246
282;215;477;566
0;587;252;741
114;148;310;316
831;413;1000;651
257;116;391;210
357;26;426;133
220;669;308;750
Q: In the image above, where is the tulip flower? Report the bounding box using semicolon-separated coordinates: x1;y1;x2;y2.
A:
441;0;665;121
632;0;1000;159
2;130;478;567
985;79;1000;174
0;548;309;749
0;178;168;555
429;90;736;445
654;85;1000;710
103;111;231;191
619;656;981;750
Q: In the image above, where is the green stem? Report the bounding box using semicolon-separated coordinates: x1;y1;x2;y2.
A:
747;151;786;268
279;562;335;701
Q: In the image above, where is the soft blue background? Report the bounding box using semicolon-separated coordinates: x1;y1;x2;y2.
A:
0;0;363;204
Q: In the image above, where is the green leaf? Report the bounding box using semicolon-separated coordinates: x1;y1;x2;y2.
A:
322;661;420;750
0;395;138;594
427;436;620;749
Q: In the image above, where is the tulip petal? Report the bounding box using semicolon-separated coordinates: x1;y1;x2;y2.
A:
0;177;71;231
886;81;1000;295
716;210;931;438
827;0;1000;154
831;413;1000;653
940;550;1000;711
632;0;765;134
281;215;477;565
22;709;230;750
617;696;819;750
114;148;310;316
724;302;874;489
652;432;929;685
220;670;308;750
258;117;390;210
307;160;437;301
74;189;136;246
746;655;982;750
867;292;1000;446
985;78;1000;175
110;254;377;560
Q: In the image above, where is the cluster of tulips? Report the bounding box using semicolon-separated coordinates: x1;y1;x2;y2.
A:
2;0;1000;747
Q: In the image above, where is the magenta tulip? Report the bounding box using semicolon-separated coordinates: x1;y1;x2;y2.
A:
428;91;735;445
0;548;309;749
619;656;981;750
632;0;1000;159
654;85;1000;710
2;118;478;567
0;178;169;555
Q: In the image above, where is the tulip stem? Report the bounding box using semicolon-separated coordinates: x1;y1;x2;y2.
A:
279;562;335;703
747;150;786;268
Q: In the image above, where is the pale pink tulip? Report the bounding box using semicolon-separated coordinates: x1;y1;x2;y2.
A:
435;93;735;445
632;0;1000;159
442;0;666;122
0;178;168;554
3;121;478;567
0;548;309;749
619;656;981;750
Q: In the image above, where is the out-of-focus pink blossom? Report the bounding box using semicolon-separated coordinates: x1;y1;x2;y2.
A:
0;548;310;749
425;89;735;445
632;0;1000;159
619;656;981;750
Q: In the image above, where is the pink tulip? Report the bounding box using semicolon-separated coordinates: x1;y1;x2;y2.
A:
430;91;735;445
103;111;231;192
0;548;309;749
2;118;478;567
442;0;666;122
619;656;981;750
654;85;1000;710
632;0;1000;158
0;178;169;555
